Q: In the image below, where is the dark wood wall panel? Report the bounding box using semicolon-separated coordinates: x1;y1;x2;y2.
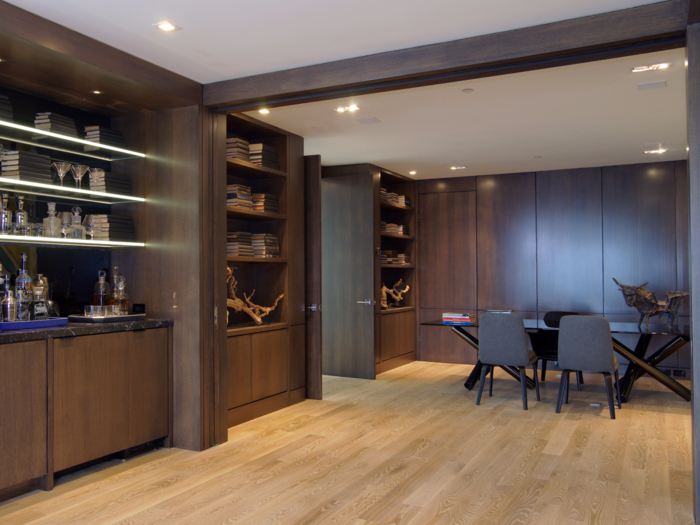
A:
418;177;476;194
477;173;537;312
602;163;677;315
227;335;252;409
252;329;289;401
419;191;476;309
536;168;603;314
676;161;690;316
288;134;306;326
419;308;477;364
289;324;306;391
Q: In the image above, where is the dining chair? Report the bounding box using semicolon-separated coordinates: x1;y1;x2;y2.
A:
476;313;540;410
556;315;621;419
528;311;585;389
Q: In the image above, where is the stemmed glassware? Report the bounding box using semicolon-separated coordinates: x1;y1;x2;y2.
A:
52;162;72;187
71;164;89;189
83;214;96;240
60;212;71;239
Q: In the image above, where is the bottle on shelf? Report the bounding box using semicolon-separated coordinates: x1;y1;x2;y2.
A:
14;195;28;236
67;207;85;239
111;265;123;297
93;270;111;306
0;194;11;235
1;275;17;322
114;277;129;314
33;274;45;300
15;252;33;321
31;286;48;320
43;202;62;238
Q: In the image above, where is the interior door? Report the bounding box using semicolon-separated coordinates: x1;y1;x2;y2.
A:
321;172;376;379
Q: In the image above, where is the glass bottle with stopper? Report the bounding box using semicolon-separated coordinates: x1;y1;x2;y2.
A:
14;195;28;236
1;275;17;322
15;252;33;321
67;207;85;239
43;202;62;238
111;266;123;298
31;286;48;320
0;194;11;235
93;270;111;306
114;277;129;315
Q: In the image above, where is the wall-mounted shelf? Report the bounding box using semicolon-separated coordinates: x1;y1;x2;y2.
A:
381;264;415;268
226;206;286;221
226;158;287;179
380;232;414;240
380;201;413;212
226;256;287;263
0;234;144;248
226;321;288;337
381;306;415;315
0;178;143;205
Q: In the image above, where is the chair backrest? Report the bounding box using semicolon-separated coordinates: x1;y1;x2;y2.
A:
543;311;580;328
558;315;615;373
479;313;531;367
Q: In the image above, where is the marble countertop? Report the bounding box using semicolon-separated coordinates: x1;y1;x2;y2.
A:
0;319;173;344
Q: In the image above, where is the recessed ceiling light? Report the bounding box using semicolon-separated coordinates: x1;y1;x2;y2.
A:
259;109;270;114
450;166;466;170
409;171;416;175
334;105;359;113
644;142;667;154
632;63;670;73
461;88;474;93
91;91;102;94
153;21;181;32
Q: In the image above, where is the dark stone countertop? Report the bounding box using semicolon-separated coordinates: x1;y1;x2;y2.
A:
0;319;173;344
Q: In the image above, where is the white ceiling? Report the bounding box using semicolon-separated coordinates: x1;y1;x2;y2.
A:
244;49;687;179
7;0;663;84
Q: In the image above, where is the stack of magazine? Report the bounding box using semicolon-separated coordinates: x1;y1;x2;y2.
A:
442;313;472;325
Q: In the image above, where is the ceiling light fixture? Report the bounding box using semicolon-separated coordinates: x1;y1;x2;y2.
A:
153;21;181;32
644;143;667;154
334;105;359;113
409;171;416;175
259;109;270;114
632;63;670;73
91;90;102;94
450;166;466;170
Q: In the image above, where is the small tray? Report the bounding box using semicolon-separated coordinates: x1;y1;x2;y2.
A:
68;313;146;323
0;317;69;330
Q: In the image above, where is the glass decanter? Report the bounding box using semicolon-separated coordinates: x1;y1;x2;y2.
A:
67;207;85;239
15;252;32;321
0;194;11;235
111;266;124;299
114;277;129;315
93;270;111;306
34;274;48;300
14;195;28;236
31;286;48;320
43;202;62;238
1;275;17;322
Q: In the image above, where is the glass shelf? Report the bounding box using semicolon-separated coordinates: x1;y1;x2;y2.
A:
0;178;144;205
0;235;144;248
0;119;146;162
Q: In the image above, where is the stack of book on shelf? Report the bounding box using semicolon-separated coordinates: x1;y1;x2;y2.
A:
226;137;250;161
442;313;472;325
0;94;13;121
89;171;131;194
227;231;254;257
91;215;135;242
249;143;280;170
381;250;410;265
252;233;280;258
226;184;252;208
252;193;278;213
379;188;410;207
34;113;78;137
380;221;406;235
0;150;52;182
84;126;127;152
397;253;409;265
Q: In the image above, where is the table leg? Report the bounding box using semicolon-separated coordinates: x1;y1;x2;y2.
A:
617;334;652;402
464;361;483;390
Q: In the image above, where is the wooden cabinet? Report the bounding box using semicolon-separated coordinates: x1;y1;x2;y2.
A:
380;310;416;362
0;341;47;491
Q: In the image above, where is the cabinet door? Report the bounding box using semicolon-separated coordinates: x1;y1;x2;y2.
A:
381;311;416;361
0;341;47;490
252;329;288;401
289;324;305;392
228;334;252;408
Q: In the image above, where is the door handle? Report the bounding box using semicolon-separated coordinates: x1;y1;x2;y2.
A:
357;299;373;305
307;304;319;312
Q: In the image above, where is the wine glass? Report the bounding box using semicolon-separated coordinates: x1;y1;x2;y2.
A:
52;162;72;187
60;212;71;239
83;214;95;240
71;164;89;189
88;168;104;190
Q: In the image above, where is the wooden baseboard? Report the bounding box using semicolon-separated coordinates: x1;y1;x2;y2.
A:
227;391;290;428
376;351;416;375
0;478;40;503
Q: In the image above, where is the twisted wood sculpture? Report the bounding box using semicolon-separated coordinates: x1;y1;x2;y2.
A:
227;266;283;325
381;279;410;309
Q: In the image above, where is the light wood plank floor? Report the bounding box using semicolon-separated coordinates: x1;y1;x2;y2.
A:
0;361;693;524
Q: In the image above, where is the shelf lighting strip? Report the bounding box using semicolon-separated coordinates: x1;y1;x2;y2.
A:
0;179;145;202
0;234;144;248
0;134;117;162
0;120;146;158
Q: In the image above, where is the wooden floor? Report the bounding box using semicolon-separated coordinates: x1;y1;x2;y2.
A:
0;361;693;525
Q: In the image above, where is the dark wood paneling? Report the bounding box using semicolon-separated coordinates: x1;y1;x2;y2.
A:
419;191;476;310
676;161;690;316
380;310;416;361
690;0;700;24
0;340;47;490
477;173;537;311
536;168;603;314
289;324;306;392
227;391;289;428
288;133;306;326
227;335;252;409
252;329;288;401
602;163;677;315
418;177;476;194
304;155;323;400
375;351;417;375
419;308;477;364
204;1;686;108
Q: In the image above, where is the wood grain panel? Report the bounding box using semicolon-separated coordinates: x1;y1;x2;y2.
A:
675;161;690;317
602;163;677;315
536;168;603;314
477;173;537;311
0;340;47;490
252;329;288;401
380;310;416;361
288;133;306;326
418;177;476;194
227;335;252;409
419;308;477;364
288;324;306;392
419;191;476;310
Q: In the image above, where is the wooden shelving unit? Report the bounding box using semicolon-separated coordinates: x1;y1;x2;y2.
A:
226;206;287;221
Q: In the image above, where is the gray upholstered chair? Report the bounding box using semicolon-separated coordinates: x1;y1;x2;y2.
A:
556;315;621;419
476;313;540;410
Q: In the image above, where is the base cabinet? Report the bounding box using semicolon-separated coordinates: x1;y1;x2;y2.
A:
380;311;416;362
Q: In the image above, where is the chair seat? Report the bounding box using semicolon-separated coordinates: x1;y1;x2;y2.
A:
576;355;618;375
483;349;537;368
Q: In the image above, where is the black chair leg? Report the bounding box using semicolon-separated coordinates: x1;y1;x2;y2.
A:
565;371;570;405
614;369;622;409
576;371;585;391
520;367;528;410
556;369;568;413
604;373;616;419
541;360;547;382
533;363;540;401
476;365;488;405
489;365;494;397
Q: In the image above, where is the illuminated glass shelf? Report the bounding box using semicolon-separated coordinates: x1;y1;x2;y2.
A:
0;235;144;248
0;119;145;162
0;178;144;205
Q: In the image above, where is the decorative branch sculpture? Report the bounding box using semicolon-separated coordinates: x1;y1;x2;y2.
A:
381;279;410;309
226;266;283;325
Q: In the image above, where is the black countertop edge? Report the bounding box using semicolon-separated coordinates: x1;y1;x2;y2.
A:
0;319;174;344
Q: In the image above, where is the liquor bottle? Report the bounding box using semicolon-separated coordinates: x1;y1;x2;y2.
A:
111;265;124;300
43;202;62;238
68;207;85;239
114;277;129;314
93;270;111;306
34;274;47;300
31;287;48;320
0;194;11;234
16;252;32;321
1;275;17;322
14;195;28;236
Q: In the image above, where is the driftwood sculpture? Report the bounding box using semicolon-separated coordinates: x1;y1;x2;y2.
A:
381;279;410;309
613;277;688;330
226;266;283;325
